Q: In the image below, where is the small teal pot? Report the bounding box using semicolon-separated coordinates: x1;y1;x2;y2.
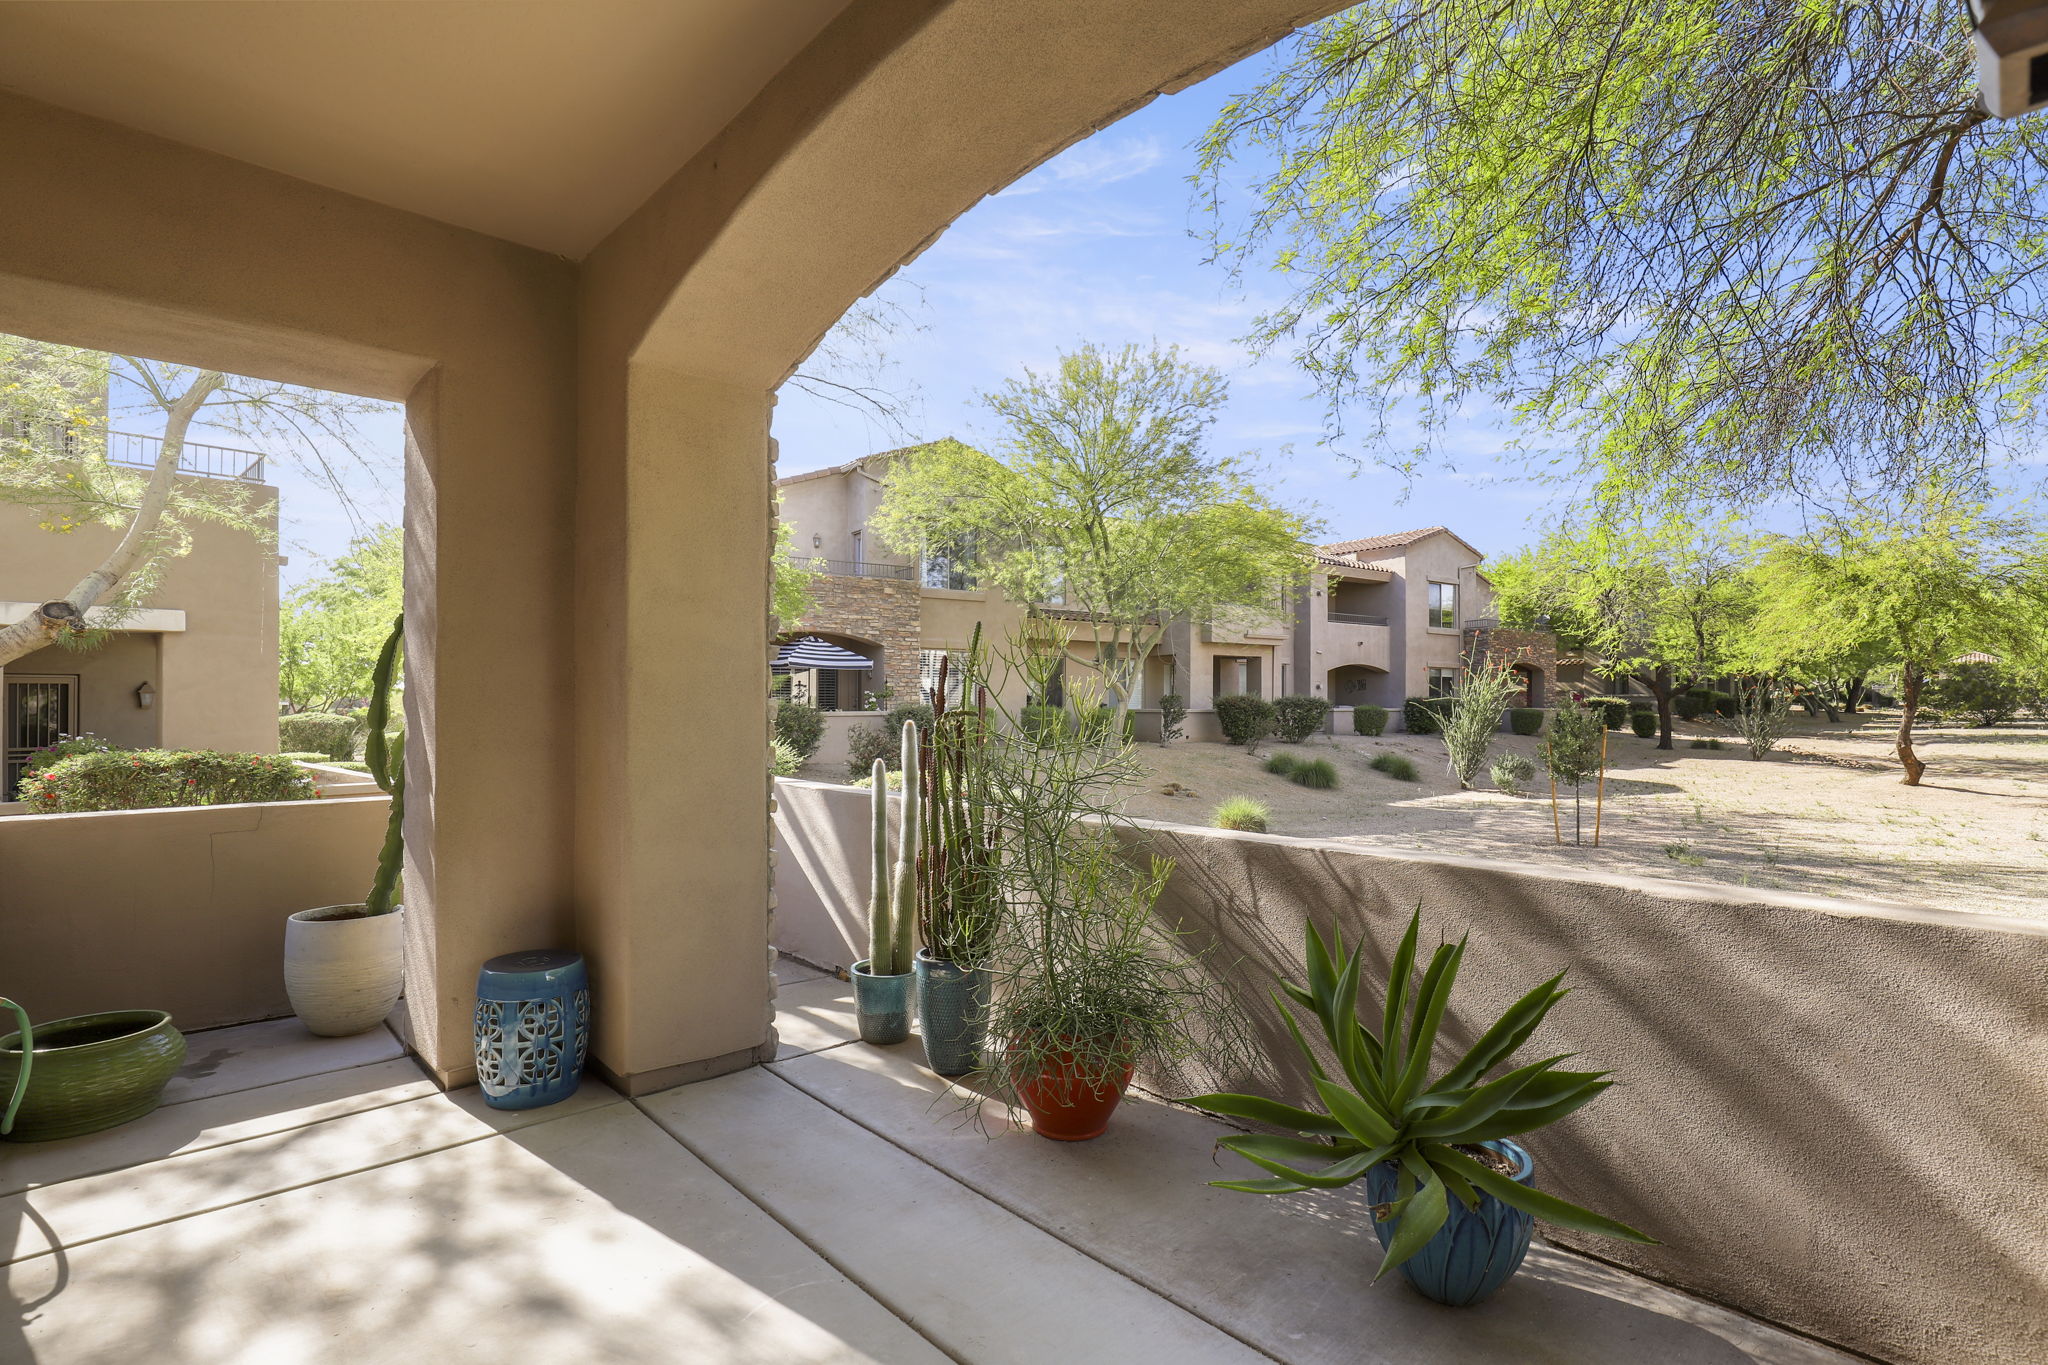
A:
913;949;989;1076
1365;1140;1535;1306
850;959;913;1045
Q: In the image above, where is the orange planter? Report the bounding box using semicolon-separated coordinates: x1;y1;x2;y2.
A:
1013;1045;1134;1141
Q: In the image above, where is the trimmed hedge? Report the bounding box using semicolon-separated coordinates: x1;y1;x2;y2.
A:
1352;704;1389;736
1215;694;1278;747
1629;710;1658;738
277;711;361;761
1508;707;1544;736
25;749;316;813
1402;697;1455;734
1579;696;1632;730
1271;695;1332;743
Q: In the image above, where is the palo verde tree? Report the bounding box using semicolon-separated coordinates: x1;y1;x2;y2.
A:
0;335;389;667
871;343;1315;729
1200;3;2044;502
1742;497;2048;785
1493;517;1752;749
279;525;403;714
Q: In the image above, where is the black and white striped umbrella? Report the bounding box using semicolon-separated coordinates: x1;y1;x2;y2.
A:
771;636;875;672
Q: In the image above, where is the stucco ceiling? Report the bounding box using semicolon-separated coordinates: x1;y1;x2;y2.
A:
0;0;850;258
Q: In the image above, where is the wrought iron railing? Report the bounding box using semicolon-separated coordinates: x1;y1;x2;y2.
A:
4;420;267;482
792;556;917;582
1327;610;1390;626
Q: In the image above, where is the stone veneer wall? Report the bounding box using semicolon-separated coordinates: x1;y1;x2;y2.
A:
1463;625;1558;704
796;574;923;703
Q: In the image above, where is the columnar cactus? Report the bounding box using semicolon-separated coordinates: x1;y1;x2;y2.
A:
866;719;922;976
362;614;405;915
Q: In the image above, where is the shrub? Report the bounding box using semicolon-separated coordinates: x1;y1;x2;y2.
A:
277;711;361;761
1370;752;1418;782
1215;694;1278;749
1262;752;1301;776
770;737;802;778
851;768;905;791
1687;737;1725;751
1508;707;1544;736
847;723;896;779
1711;691;1737;719
1581;696;1631;730
329;760;372;772
280;751;332;763
886;702;935;740
28;749;316;813
1078;704;1137;745
1441;662;1521;790
1628;710;1658;738
1490;752;1536;795
773;700;826;760
1542;701;1606;787
1213;795;1270;832
1675;691;1709;722
1157;693;1188;745
1291;757;1340;790
1352;704;1389;736
1021;703;1067;745
1402;697;1454;734
1735;680;1793;759
1271;695;1332;743
1926;662;2028;727
21;733;117;781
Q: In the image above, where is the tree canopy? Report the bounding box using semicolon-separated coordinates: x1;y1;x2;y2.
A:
1201;1;2044;503
279;525;404;713
870;344;1315;719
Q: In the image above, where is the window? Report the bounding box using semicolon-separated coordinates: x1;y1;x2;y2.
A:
1427;581;1458;630
920;649;966;708
1427;667;1460;699
921;537;976;591
814;669;840;711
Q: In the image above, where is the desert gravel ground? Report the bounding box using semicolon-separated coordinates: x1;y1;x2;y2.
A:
1118;713;2048;920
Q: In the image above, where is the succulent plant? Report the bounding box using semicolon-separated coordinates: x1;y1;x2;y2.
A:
866;720;920;976
1184;907;1654;1279
362;615;405;915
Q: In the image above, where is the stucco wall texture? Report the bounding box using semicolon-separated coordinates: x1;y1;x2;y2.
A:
770;778;2048;1365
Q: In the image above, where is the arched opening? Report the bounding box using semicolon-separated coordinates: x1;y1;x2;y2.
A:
1328;662;1392;710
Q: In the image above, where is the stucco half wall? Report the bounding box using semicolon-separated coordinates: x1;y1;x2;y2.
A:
3;797;390;1032
769;778;2048;1365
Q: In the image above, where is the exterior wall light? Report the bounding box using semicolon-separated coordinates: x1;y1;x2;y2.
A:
812;533;823;548
135;681;155;709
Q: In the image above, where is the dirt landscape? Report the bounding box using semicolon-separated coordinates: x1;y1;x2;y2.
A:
1119;714;2048;920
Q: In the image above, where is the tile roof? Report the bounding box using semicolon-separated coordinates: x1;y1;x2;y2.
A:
1318;527;1456;557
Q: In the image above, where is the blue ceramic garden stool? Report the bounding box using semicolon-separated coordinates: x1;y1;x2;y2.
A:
474;950;590;1110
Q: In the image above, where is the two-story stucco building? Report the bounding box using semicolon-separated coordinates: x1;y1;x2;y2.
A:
775;449;1519;735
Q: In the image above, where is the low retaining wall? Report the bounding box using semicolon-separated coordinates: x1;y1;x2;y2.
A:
769;777;2048;1365
4;796;391;1031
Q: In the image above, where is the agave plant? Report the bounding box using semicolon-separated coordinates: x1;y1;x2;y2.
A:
1184;908;1654;1278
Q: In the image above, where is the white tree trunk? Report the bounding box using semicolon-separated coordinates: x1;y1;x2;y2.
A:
0;372;223;666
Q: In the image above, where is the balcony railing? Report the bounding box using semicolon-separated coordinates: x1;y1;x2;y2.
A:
792;555;916;582
1327;610;1389;626
5;420;267;482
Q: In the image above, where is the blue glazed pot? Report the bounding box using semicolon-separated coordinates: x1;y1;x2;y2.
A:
1365;1140;1536;1305
850;959;912;1045
474;950;590;1110
913;949;989;1076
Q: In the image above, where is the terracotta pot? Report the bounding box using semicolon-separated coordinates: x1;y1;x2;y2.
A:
285;904;405;1036
1013;1042;1134;1141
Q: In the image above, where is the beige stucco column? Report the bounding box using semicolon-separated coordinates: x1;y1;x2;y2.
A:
573;363;774;1093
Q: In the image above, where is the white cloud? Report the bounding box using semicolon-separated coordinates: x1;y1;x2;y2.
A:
1000;134;1167;198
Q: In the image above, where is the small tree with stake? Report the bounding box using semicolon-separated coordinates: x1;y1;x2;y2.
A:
1541;700;1606;847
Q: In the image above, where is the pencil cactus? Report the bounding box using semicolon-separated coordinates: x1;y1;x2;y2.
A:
866;720;920;976
362;615;405;915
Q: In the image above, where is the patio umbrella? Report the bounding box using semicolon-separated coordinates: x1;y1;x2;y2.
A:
772;636;875;672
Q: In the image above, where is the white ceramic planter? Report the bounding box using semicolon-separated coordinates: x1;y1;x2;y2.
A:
284;905;405;1037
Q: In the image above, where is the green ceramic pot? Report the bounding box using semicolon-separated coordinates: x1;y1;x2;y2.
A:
0;1010;187;1142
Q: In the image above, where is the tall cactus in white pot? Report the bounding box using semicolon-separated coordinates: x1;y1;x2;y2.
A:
851;719;920;1044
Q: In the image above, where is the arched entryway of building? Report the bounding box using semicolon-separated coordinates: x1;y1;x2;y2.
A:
1327;663;1393;711
771;630;883;712
1511;662;1545;707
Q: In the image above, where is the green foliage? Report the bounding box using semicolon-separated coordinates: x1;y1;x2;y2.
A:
850;769;904;791
1688;738;1725;751
279;526;402;715
1215;694;1278;748
1271;695;1332;743
1156;693;1188;745
23;749;314;811
847;723;896;779
773;700;826;761
1291;757;1340;790
870;346;1316;713
1020;703;1067;746
279;751;330;764
1351;704;1389;736
771;508;817;626
770;738;802;778
1185;909;1653;1280
1734;680;1793;760
21;733;115;776
917;629;1005;967
1262;752;1300;777
1926;662;2031;727
1490;753;1536;795
1200;2;2027;502
1508;708;1543;736
1541;702;1606;788
1441;661;1520;790
1369;753;1418;782
1583;698;1632;730
1078;703;1137;746
1401;697;1452;735
887;702;935;739
361;616;405;915
863;723;922;979
1214;795;1271;832
277;711;361;762
1628;710;1658;739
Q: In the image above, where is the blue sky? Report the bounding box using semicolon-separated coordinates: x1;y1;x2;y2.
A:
769;57;1570;560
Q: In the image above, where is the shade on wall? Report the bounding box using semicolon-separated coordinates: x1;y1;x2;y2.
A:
771;636;875;672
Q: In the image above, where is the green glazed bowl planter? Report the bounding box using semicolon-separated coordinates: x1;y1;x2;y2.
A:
0;1009;186;1142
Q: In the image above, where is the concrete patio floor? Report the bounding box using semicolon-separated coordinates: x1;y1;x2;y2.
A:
2;957;1862;1365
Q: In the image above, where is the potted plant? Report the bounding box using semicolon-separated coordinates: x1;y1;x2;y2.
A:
284;614;407;1036
913;638;1002;1075
851;719;919;1045
1184;909;1655;1304
1;1001;187;1143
